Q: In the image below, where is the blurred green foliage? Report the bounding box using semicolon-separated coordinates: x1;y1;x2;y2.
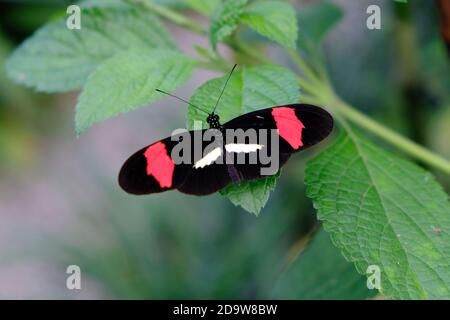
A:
1;0;450;299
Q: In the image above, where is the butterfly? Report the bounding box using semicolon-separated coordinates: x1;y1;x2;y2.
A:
119;65;333;196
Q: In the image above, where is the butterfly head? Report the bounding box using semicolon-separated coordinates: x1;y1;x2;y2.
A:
207;113;221;129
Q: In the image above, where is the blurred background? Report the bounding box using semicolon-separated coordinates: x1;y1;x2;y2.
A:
0;0;449;299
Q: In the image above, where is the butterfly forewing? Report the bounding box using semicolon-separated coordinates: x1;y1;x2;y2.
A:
224;104;333;153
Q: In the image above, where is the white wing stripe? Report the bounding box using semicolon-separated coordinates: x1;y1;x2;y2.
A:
225;144;263;153
194;147;222;169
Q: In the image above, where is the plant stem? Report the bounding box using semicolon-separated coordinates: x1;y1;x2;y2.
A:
127;0;207;34
227;38;272;64
288;44;450;176
282;230;313;271
286;48;324;87
298;77;322;97
331;97;450;175
192;58;230;72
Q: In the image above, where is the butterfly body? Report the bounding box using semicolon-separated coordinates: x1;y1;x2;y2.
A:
206;113;222;129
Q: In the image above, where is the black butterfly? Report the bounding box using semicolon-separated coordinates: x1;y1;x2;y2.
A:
119;65;333;196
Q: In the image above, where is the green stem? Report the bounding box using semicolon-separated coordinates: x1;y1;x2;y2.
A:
193;58;230;72
298;77;321;97
300;95;323;106
331;97;450;175
227;38;272;64
286;48;324;87
290;45;450;176
127;0;206;33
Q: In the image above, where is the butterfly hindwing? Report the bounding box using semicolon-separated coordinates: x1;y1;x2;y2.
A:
177;162;231;196
119;130;232;196
118;136;190;195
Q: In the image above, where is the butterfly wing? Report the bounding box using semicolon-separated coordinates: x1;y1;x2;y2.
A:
176;162;232;196
221;104;333;181
223;104;333;154
119;104;333;196
119;135;190;195
119;130;232;196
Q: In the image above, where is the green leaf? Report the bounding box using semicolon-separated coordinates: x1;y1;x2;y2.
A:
75;49;194;134
273;228;376;299
297;1;343;45
187;64;299;128
220;174;278;216
185;0;220;15
305;131;450;299
241;1;298;48
296;0;343;50
209;0;248;50
79;0;128;8
6;6;176;93
193;45;213;60
188;64;299;215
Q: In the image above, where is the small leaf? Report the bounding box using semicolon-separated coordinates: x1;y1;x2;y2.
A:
305;130;450;299
188;65;299;215
6;6;176;93
296;0;343;51
185;0;220;15
75;49;194;134
221;174;278;216
273;228;376;299
240;1;298;48
193;45;213;60
209;0;248;50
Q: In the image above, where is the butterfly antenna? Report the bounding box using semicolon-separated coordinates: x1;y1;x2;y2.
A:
211;64;237;115
155;89;209;115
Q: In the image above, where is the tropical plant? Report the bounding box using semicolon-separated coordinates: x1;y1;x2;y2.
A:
5;0;450;299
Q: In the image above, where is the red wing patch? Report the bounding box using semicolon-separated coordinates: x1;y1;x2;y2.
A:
272;107;305;149
143;141;175;188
